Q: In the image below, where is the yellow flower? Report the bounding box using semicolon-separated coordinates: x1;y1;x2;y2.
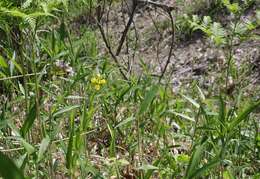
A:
90;74;106;90
99;79;106;85
94;85;101;91
91;77;98;84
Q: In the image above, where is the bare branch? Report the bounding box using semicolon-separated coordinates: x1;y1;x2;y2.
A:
96;0;128;80
116;0;138;56
159;11;175;82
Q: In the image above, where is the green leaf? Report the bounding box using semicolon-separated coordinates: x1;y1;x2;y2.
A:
222;0;240;13
228;3;240;14
210;22;226;46
144;160;160;179
59;20;68;42
20;103;36;137
229;100;260;131
10;57;23;75
37;136;50;162
196;85;205;101
177;154;190;163
189;159;220;178
0;151;25;179
218;95;226;123
107;122;116;157
185;142;207;178
203;16;212;26
117;159;130;166
223;169;235;179
53;105;79;118
173;112;195;122
0;56;8;68
16;154;27;169
182;95;200;108
256;10;260;25
22;0;33;9
20;139;35;155
253;173;260;179
66;112;75;169
138;164;159;171
139;85;159;115
115;116;135;128
1;8;27;19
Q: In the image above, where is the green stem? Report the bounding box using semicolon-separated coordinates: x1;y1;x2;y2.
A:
225;13;241;89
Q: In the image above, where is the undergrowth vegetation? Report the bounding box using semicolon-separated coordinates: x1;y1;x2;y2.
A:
0;0;259;178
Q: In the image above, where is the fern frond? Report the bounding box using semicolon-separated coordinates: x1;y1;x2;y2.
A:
22;0;33;9
0;7;28;19
24;16;36;30
210;22;227;45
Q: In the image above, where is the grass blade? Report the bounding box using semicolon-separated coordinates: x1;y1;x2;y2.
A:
189;159;220;178
20;103;36;137
229;100;260;130
173;112;195;122
182;95;200;109
0;151;25;179
37;136;50;162
66;112;75;170
53;105;79;118
115;115;135;128
185;142;207;178
139;85;159;115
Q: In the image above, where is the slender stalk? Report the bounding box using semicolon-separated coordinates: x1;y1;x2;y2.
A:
31;28;43;139
225;13;241;89
159;11;175;82
190;106;202;150
137;116;143;179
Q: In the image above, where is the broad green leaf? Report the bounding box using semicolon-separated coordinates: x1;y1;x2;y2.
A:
0;151;25;179
16;154;27;169
0;56;8;68
37;136;50;162
20;139;35;155
139;85;159;115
